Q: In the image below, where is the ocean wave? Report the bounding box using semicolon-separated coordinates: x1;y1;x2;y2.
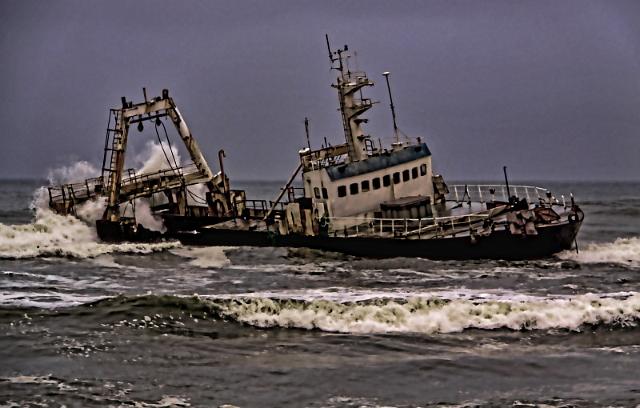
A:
170;246;232;268
557;237;640;267
0;208;179;260
209;292;640;334
19;291;637;335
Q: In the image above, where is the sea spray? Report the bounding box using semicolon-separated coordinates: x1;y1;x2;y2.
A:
0;207;178;259
133;140;181;175
46;161;100;185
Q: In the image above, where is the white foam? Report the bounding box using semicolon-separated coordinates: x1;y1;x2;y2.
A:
0;208;179;260
558;237;640;267
124;199;165;232
134;140;181;175
137;396;191;407
171;246;232;268
0;290;107;309
0;375;59;385
74;197;107;224
207;290;640;334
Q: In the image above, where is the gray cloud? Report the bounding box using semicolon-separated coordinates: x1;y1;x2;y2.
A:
1;0;639;181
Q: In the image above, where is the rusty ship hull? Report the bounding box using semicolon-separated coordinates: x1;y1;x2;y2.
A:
175;217;582;260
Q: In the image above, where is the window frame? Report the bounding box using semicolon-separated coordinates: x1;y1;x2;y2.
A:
337;185;347;197
349;183;359;195
372;177;381;190
393;172;401;184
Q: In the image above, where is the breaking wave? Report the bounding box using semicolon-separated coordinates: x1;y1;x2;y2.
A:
209;292;640;334
557;237;640;267
31;291;638;335
0;208;178;260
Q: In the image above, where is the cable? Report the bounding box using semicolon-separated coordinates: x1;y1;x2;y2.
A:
186;188;207;204
159;120;180;170
154;121;175;172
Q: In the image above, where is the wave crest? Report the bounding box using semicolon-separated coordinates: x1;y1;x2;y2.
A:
209;292;640;334
558;237;640;267
0;208;178;259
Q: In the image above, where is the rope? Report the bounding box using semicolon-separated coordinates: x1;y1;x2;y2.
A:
154;120;179;173
187;188;207;204
159;120;179;170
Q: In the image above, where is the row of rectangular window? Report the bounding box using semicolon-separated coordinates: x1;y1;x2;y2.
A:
336;163;427;197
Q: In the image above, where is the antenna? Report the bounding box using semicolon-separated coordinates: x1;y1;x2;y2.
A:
382;72;399;144
304;117;311;150
503;166;512;203
325;34;335;63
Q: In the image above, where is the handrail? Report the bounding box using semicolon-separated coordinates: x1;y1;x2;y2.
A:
446;184;549;204
324;211;495;238
121;163;199;185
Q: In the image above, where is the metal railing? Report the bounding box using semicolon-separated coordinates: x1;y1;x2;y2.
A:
241;199;288;218
120;164;199;186
446;184;549;204
48;176;104;205
48;163;203;209
326;212;494;239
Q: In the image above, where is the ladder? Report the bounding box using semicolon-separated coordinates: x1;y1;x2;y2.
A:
101;109;124;192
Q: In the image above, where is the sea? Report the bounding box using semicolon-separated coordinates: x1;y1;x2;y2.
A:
0;178;639;407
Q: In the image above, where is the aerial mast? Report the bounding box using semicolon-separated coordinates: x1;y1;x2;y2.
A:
304;117;311;151
382;71;400;145
325;35;375;162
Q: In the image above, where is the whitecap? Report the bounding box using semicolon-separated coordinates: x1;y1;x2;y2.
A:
204;290;640;335
558;237;640;267
171;246;233;268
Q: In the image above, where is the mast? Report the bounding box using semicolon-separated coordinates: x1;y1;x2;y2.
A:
326;35;374;163
382;71;399;145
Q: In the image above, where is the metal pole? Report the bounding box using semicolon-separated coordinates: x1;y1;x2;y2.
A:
503;166;512;202
382;72;399;144
263;163;303;221
304;117;311;151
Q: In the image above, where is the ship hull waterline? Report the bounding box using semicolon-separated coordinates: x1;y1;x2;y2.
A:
176;220;582;261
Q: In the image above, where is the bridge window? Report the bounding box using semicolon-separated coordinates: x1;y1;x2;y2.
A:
412;167;418;179
402;170;410;182
361;180;370;192
372;177;381;190
338;185;347;197
420;163;427;176
350;183;359;195
383;175;391;187
393;172;401;184
322;188;328;199
314;187;321;199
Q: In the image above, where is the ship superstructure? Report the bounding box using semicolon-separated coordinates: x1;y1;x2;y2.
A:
47;89;245;241
178;38;583;260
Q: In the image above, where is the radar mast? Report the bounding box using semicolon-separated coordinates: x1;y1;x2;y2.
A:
326;35;375;162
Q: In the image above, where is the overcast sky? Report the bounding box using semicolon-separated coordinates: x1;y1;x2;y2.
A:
1;0;639;181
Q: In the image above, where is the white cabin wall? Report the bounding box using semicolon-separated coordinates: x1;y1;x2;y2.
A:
302;156;435;219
